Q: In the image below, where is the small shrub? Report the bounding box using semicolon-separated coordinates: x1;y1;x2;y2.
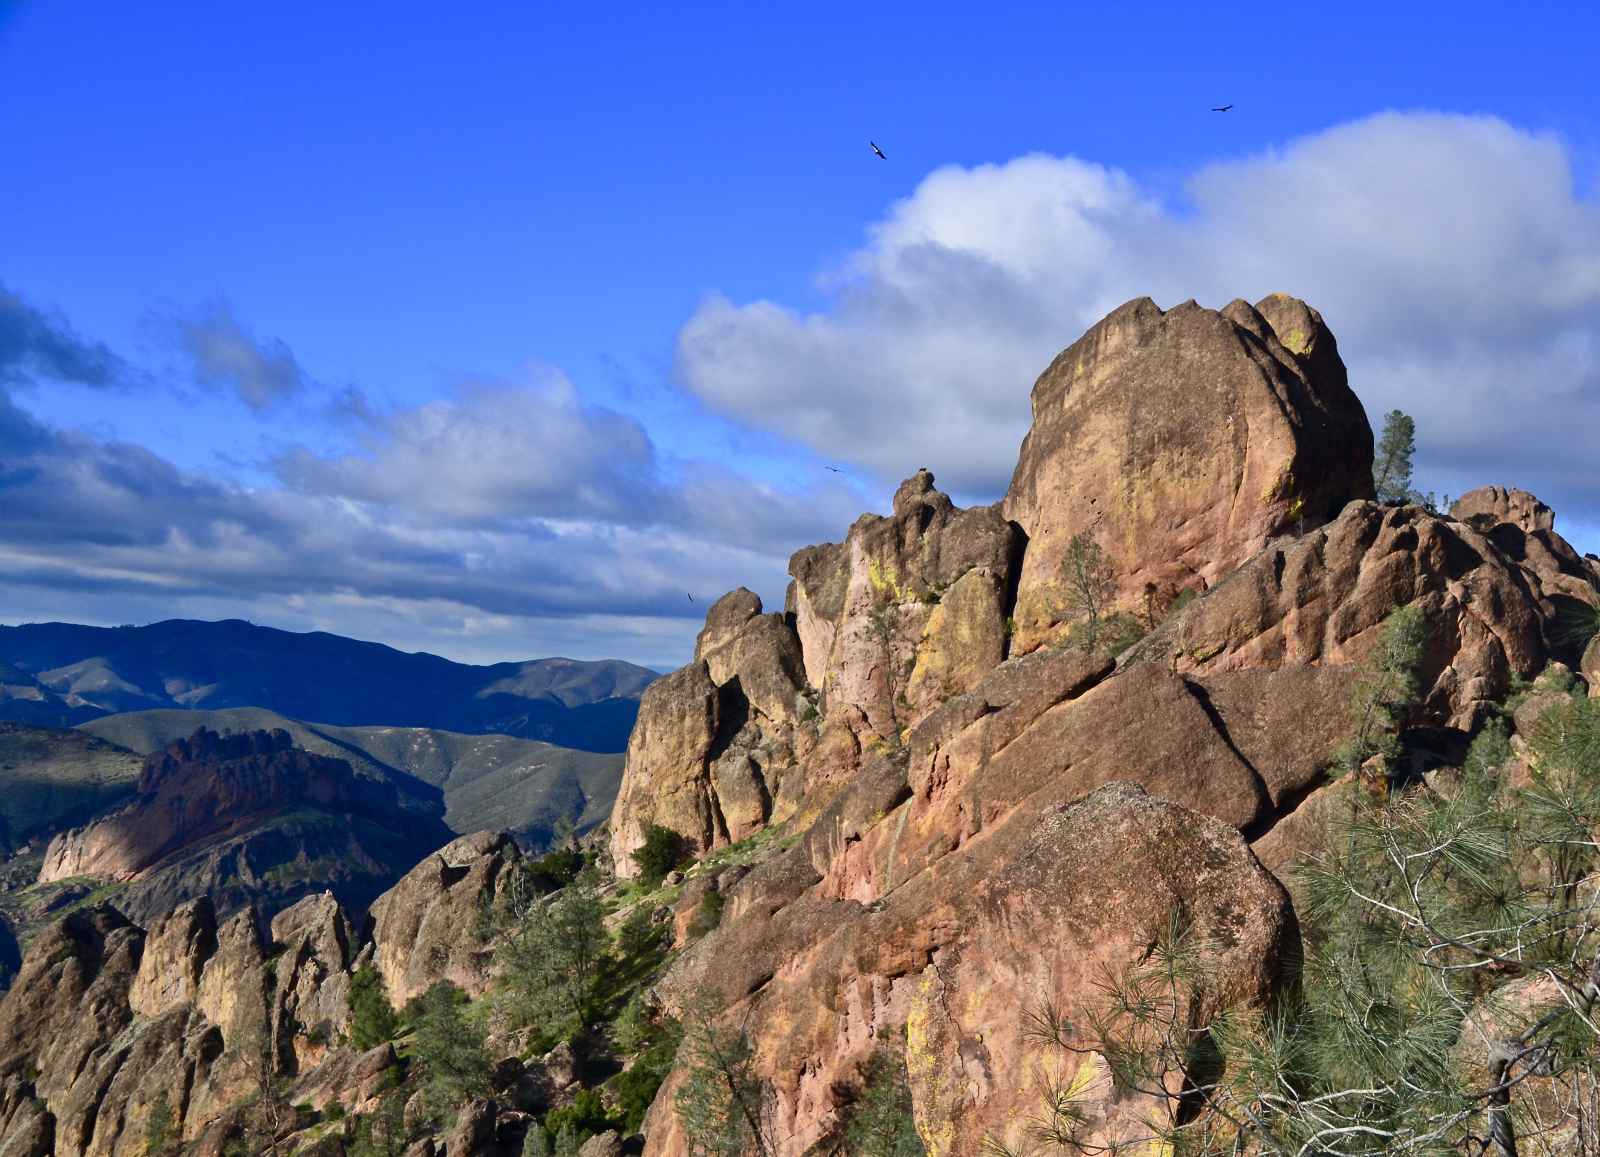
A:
542;1087;621;1150
633;824;692;886
609;1016;683;1133
688;888;725;938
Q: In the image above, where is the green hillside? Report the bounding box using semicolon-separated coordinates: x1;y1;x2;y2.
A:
79;708;622;846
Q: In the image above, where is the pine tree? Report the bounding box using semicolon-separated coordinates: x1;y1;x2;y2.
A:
674;996;774;1157
553;1122;580;1157
1373;409;1417;504
143;1088;178;1156
842;1045;925;1155
494;867;609;1040
522;1124;552;1157
410;980;492;1118
1058;532;1115;651
348;963;399;1051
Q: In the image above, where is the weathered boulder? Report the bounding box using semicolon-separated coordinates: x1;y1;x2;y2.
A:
578;1131;624;1157
367;830;521;1005
1002;294;1374;654
644;784;1296;1155
1452;485;1555;533
1585;635;1600;697
443;1098;498;1156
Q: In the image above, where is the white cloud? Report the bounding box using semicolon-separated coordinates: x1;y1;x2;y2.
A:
676;112;1600;539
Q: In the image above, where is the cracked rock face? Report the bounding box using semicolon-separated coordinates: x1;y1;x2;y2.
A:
1002;294;1375;655
1133;500;1577;730
643;784;1296;1156
0;889;358;1155
366;830;521;1006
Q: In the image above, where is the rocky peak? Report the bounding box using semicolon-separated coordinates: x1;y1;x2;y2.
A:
692;587;764;662
890;467;947;520
1002;293;1373;654
366;830;522;1005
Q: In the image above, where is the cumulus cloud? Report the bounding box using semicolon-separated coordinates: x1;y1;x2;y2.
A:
0;284;125;387
0;364;859;668
677;112;1600;528
175;300;311;409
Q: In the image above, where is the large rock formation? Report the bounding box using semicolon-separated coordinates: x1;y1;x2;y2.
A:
611;471;1022;876
365;830;521;1005
603;292;1600;1153
1002;295;1374;654
38;728;453;926
643;783;1296;1155
1133;500;1574;729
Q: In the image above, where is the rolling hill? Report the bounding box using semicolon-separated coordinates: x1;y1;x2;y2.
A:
79;707;623;845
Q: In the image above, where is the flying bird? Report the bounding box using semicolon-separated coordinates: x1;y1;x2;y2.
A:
1211;104;1234;112
870;141;886;159
687;593;694;602
825;465;842;473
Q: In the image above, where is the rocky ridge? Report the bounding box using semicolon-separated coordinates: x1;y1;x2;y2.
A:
603;295;1600;1154
0;294;1594;1154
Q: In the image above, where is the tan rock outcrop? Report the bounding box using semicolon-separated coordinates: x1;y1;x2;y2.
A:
1134;500;1557;729
607;662;722;877
643;784;1296;1155
1002;294;1374;654
1452;485;1555;533
790;469;1023;738
366;830;521;1005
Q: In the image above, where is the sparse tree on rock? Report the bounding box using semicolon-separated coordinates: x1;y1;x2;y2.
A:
842;1043;925;1156
675;994;776;1157
494;866;609;1041
1374;409;1418;505
409;980;492;1120
1058;532;1115;652
143;1088;178;1156
348;963;399;1051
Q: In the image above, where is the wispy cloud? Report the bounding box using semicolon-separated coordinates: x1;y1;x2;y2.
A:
174;300;312;410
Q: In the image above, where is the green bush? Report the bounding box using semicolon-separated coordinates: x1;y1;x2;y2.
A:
348;964;399;1051
632;823;692;886
541;1087;621;1150
687;887;725;938
609;1019;682;1133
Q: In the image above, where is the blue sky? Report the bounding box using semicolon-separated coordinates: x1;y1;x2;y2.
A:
3;1;1598;671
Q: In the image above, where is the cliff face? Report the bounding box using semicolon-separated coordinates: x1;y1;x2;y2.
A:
605;294;1600;1154
37;727;453;926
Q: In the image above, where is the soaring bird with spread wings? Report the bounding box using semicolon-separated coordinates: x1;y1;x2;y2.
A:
1212;104;1234;112
870;141;887;159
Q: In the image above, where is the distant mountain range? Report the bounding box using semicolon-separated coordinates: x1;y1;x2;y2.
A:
0;618;658;750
